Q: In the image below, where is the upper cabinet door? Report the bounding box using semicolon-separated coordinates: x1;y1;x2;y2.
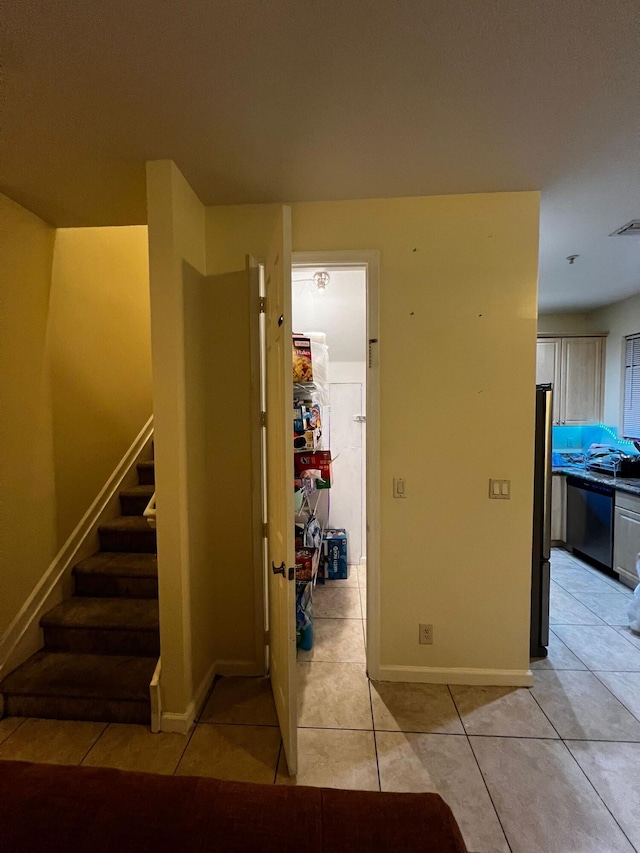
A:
264;205;297;775
536;338;561;424
561;336;604;425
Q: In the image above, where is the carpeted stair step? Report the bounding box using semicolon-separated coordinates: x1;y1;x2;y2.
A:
119;485;155;516
41;598;160;657
73;552;158;599
98;516;156;553
0;650;156;724
136;460;155;486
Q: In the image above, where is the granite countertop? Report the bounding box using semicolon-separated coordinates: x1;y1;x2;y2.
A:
552;465;640;497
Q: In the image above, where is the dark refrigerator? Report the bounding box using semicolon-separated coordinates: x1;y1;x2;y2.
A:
530;383;552;658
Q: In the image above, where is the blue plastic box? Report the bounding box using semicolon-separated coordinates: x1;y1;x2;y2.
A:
323;529;348;579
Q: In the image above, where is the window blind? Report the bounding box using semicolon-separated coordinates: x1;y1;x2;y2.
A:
623;334;640;440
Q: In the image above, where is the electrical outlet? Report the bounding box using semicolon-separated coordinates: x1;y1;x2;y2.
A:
419;623;433;645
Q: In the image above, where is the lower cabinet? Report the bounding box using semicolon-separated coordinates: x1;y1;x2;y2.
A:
551;474;566;544
614;492;640;588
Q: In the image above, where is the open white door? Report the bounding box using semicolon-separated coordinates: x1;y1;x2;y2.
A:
265;206;297;774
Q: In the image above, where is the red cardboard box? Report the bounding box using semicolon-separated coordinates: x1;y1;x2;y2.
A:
294;450;332;489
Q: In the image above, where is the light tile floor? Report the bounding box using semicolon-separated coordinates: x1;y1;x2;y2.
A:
2;551;640;851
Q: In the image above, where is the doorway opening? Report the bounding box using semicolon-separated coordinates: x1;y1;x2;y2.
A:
290;252;379;674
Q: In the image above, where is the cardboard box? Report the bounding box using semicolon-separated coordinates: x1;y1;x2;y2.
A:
293;406;305;433
292;336;313;382
323;529;348;579
294;450;332;489
308;403;322;430
293;429;320;452
295;547;317;582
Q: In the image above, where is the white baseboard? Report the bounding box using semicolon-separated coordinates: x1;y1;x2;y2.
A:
0;416;154;681
375;664;534;688
158;657;264;733
159;659;217;734
214;659;265;677
149;658;162;733
158;711;195;735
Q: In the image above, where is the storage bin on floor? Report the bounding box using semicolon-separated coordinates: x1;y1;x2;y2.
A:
323;529;349;579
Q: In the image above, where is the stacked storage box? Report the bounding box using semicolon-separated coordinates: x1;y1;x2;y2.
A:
322;528;349;580
293;333;331;650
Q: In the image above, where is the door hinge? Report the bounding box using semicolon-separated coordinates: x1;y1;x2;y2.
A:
259;296;266;314
261;411;267;428
368;338;379;368
262;522;268;538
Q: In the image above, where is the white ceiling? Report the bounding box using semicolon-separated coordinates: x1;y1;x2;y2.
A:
2;1;639;313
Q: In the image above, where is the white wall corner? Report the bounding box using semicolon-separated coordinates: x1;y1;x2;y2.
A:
159;659;217;734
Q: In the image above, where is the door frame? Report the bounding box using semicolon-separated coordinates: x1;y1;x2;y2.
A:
292;250;381;680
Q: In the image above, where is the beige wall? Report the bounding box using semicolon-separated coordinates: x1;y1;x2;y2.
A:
207;192;540;680
588;293;640;427
537;313;593;335
0;194;57;639
191;268;262;672
147;162;265;721
49;227;152;545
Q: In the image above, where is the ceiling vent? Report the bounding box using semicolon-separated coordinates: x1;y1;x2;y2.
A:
610;220;640;236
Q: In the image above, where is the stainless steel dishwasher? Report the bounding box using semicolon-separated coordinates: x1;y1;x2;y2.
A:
565;476;614;569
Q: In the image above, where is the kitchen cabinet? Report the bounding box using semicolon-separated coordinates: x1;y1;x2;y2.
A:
536;336;604;425
614;491;640;588
551;473;566;544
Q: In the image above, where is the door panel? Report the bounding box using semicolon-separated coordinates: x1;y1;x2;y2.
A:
329;383;364;564
561;337;603;425
265;206;297;774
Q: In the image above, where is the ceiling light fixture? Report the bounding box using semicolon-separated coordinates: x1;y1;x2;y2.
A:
314;271;330;291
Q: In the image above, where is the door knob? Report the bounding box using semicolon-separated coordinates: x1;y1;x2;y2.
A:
271;561;295;580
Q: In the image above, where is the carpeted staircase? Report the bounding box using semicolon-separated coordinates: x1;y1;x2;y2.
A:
0;460;159;725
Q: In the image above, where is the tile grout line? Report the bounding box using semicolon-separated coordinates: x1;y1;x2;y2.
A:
549;581;613;671
76;721;110;767
445;685;513;850
562;738;639;853
0;716;29;750
272;739;283;785
172;716;201;776
463;728;513;852
367;679;382;792
590;670;640;726
527;685;566;740
563;584;631;625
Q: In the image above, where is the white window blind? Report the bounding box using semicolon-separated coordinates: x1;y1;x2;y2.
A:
623;334;640;439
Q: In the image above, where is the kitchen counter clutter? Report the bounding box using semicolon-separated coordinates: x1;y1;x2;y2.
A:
552;465;640;497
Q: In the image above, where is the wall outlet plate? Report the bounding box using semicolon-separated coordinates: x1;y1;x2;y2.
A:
419;623;433;645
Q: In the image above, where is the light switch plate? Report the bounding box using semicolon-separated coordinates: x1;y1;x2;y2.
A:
489;478;511;499
393;477;407;498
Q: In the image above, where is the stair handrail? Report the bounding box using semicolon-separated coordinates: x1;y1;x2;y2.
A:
144;493;157;529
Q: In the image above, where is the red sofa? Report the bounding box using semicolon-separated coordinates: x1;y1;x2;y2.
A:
0;759;468;852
